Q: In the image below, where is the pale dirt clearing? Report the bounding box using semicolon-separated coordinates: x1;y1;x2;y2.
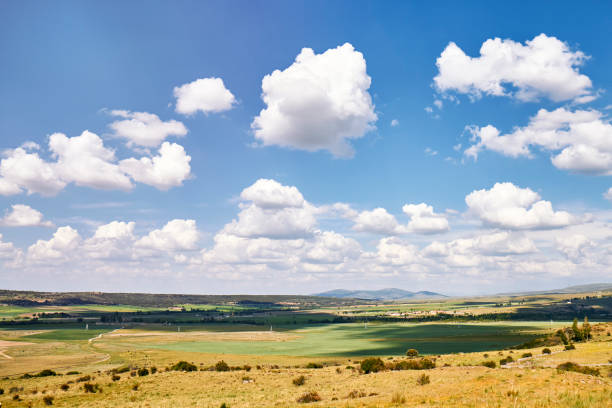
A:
0;340;35;359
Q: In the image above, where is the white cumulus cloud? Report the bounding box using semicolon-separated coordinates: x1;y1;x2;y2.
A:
109;110;188;148
465;108;612;175
136;219;199;252
251;43;377;158
120;142;191;190
434;34;594;103
174;77;236;115
465;182;576;229
0;204;53;227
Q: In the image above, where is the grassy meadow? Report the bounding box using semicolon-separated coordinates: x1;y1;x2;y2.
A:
1;291;611;407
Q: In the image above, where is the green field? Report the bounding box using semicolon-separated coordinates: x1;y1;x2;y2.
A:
147;321;566;357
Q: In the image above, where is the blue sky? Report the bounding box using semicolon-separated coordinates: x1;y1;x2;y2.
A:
1;1;611;295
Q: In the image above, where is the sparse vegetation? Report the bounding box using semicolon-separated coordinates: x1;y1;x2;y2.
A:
556;362;600;376
305;362;323;368
43;395;54;405
482;360;496;368
542;348;551;354
416;373;430;385
360;357;386;373
297;391;321;403
170;361;198;372
292;375;306;386
215;360;230;372
406;348;419;357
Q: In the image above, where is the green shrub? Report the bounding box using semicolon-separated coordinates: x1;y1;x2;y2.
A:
360;357;385;374
65;371;80;375
215;360;230;372
243;365;251;372
557;362;600;376
293;375;306;386
565;344;576;350
137;368;149;376
170;361;198;372
406;348;419;358
482;361;496;368
36;369;57;377
416;373;430;385
0;388;3;395
521;353;532;358
306;362;323;369
60;384;69;391
542;348;552;354
111;375;120;381
297;391;321;403
43;395;54;405
83;383;101;393
76;375;91;383
150;366;157;374
113;366;130;374
391;358;436;370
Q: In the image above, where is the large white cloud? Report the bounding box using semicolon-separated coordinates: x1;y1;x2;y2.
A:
353;208;403;235
0;131;193;196
119;142;191;190
465;182;576;229
465;108;612;175
0;204;53;227
50;131;133;191
109;110;188;148
402;203;449;234
351;204;449;235
174;77;236;115
434;34;594;103
0;147;66;196
221;179;318;240
83;221;136;260
27;226;82;262
251;43;377;157
240;178;304;209
136;219;199;252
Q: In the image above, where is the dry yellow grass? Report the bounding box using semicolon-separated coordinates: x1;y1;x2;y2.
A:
0;323;611;407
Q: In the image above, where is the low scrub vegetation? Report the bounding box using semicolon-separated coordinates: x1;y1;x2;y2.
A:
305;362;323;369
556;362;600;376
482;360;496;368
292;375;306;386
360;357;385;374
416;373;430;385
215;360;230;372
83;382;102;393
389;358;436;370
170;361;198;372
297;391;321;403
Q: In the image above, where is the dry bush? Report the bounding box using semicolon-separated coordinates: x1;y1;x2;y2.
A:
292;375;306;386
346;390;367;398
557;362;600;376
215;360;230;372
361;357;385;374
43;395;54;405
297;391;321;403
417;373;430;385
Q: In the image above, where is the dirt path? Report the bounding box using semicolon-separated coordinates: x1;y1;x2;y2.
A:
0;340;34;360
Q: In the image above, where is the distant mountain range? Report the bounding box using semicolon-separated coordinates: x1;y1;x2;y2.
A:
500;283;612;296
313;288;447;301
